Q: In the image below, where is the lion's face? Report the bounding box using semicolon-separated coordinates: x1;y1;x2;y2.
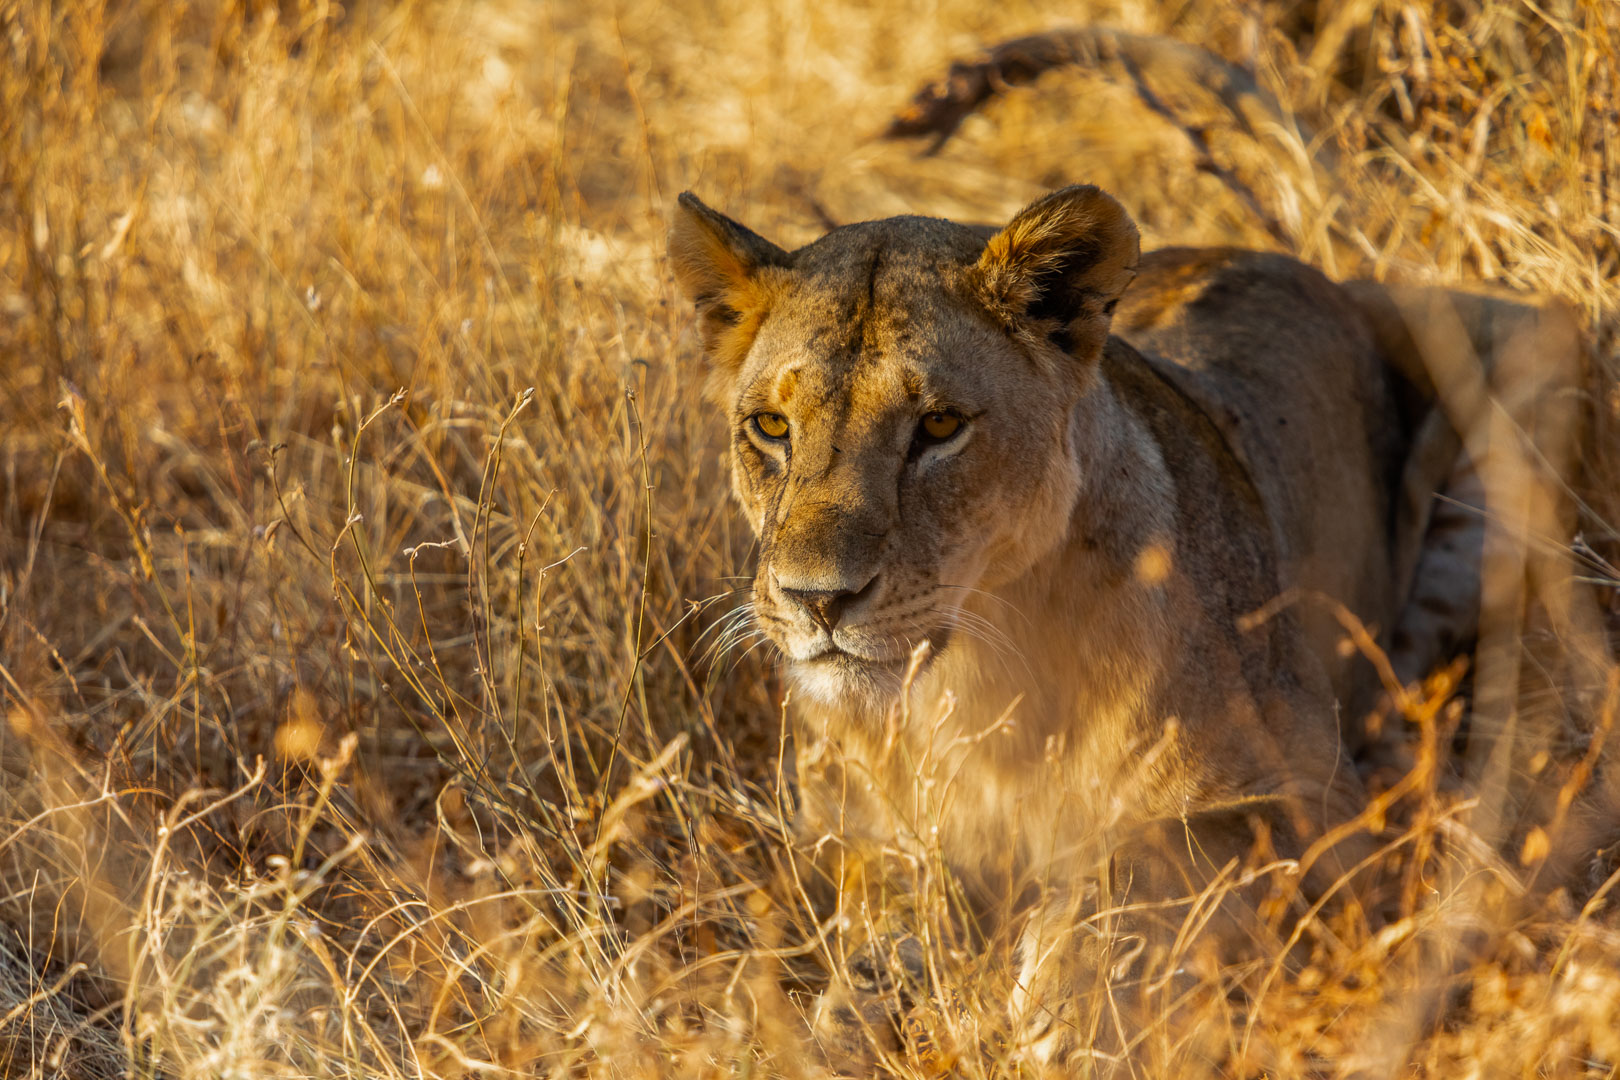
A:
672;188;1139;704
722;228;1088;703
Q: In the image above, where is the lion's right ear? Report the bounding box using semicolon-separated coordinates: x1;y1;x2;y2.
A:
670;193;789;375
974;185;1139;360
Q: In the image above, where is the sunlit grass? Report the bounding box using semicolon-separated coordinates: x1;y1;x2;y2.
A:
0;0;1617;1075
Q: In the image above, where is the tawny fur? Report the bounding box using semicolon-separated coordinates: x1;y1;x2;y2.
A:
670;185;1583;1067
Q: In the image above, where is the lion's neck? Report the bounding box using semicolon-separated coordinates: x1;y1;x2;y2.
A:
956;370;1176;739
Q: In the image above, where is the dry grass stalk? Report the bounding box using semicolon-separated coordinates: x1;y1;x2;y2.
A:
0;0;1617;1076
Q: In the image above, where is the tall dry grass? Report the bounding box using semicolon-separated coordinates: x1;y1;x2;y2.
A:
0;0;1617;1075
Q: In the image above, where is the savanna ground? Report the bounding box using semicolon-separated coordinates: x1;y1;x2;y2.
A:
3;0;1620;1075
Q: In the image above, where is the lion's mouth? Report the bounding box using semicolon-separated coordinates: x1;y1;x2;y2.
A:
804;643;896;667
799;627;952;676
776;625;957;705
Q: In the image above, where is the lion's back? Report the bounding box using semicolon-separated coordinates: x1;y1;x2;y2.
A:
1113;247;1404;698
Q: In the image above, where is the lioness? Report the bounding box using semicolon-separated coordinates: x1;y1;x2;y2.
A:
670;184;1580;1064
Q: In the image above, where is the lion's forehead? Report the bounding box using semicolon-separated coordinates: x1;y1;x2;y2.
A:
729;229;1045;454
753;224;989;368
761;275;962;357
787;215;987;279
739;289;1002;416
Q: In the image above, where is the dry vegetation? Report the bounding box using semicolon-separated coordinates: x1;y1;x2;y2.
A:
2;0;1619;1075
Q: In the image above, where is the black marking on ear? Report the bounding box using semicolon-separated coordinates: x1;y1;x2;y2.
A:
1021;240;1102;325
691;290;743;327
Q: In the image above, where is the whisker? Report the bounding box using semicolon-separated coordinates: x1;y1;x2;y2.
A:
727;632;777;675
689;600;753;650
697;605;762;670
938;608;1036;683
713;621;760;665
953;608;1020;654
691;606;752;658
936;583;1033;629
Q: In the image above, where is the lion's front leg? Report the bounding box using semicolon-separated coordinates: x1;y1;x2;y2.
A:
1011;884;1127;1069
1010;874;1207;1073
796;832;961;1072
1010;797;1365;1071
808;931;931;1072
792;732;946;1071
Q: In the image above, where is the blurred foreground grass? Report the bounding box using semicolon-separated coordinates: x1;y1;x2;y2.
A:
2;0;1619;1075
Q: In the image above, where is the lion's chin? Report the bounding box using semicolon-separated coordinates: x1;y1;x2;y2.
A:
787;653;904;707
784;637;947;709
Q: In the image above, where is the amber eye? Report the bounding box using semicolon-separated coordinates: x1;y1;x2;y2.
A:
919;411;962;441
754;413;790;440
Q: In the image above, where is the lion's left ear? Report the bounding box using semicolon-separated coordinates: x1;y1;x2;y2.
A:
670;193;790;377
975;184;1140;357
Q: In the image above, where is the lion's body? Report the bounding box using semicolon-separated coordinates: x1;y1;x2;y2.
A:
670;185;1583;1063
783;245;1399;907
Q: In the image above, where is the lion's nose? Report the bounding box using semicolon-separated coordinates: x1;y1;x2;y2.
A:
780;575;878;633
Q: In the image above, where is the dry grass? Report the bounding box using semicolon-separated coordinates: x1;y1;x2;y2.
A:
1;0;1618;1075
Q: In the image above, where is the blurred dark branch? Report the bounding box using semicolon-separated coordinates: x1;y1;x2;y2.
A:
883;26;1316;246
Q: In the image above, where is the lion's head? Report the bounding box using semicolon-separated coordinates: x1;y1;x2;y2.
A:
671;186;1139;705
